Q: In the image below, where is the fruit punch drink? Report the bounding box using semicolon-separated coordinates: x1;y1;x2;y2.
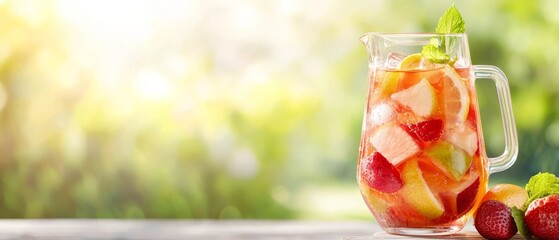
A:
358;8;518;237
357;53;488;233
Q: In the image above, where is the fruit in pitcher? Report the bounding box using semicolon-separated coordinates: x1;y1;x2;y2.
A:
524;194;559;240
456;177;480;214
442;65;470;126
360;152;403;193
480;184;528;209
438;174;480;218
391;78;437;118
376;71;400;97
403;119;444;142
474;200;518;240
444;125;478;156
425;141;472;181
359;181;389;214
401;160;444;219
385;204;430;227
370;124;420;165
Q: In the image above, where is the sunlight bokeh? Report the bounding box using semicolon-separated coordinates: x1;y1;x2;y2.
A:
0;0;557;219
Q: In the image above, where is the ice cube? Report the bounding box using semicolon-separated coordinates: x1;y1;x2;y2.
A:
444;125;478;156
452;57;467;68
418;57;438;70
384;52;406;69
385;52;439;70
369;102;395;126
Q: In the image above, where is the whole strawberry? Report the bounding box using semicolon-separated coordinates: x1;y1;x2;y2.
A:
474;200;517;240
525;194;559;240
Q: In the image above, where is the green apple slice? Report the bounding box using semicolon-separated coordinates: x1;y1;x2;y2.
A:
426;141;473;181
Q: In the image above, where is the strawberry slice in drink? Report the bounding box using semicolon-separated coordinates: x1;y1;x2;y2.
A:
456;177;481;214
403;119;444;143
439;174;481;217
360;152;403;193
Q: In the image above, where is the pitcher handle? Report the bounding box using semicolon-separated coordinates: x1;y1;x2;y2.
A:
473;65;518;174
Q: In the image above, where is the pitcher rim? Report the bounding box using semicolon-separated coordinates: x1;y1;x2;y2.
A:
361;32;468;38
359;32;468;43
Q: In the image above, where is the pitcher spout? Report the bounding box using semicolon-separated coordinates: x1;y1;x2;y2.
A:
360;34;370;46
360;33;378;68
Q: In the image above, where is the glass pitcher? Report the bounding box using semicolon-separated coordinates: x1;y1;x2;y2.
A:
357;33;518;236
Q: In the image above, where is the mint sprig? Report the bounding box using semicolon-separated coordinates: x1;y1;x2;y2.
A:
422;44;449;64
421;4;465;64
523;172;559;210
435;4;466;34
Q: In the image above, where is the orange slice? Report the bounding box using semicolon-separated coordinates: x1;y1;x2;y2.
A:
442;65;470;126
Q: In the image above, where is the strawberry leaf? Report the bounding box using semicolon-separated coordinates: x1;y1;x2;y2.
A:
511;206;531;239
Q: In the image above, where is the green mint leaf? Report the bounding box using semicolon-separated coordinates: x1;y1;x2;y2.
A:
523;172;559;210
421;45;449;64
525;172;559;197
422;4;465;64
429;38;442;47
511;206;532;239
435;4;466;34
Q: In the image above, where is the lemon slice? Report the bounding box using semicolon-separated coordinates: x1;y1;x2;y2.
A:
398;53;437;70
443;65;470;126
398;53;423;70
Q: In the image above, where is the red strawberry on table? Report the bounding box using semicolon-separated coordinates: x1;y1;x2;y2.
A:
360;152;403;193
474;200;517;240
525;194;559;240
403;119;444;142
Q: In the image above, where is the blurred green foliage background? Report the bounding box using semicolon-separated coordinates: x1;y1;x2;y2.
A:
0;0;557;219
